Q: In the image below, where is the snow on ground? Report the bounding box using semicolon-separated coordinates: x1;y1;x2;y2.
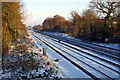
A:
41;31;120;50
40;33;119;72
2;31;64;79
31;30;120;78
93;43;120;50
28;30;91;78
36;32;119;78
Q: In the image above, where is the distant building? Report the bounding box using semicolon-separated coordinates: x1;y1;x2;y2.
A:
26;26;33;30
99;19;105;23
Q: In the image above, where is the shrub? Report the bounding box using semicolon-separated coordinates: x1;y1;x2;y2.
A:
16;45;28;53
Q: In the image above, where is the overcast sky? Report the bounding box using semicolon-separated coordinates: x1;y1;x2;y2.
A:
22;0;91;26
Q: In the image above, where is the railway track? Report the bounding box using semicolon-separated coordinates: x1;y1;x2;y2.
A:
40;35;120;71
41;32;120;52
40;32;120;61
32;32;120;80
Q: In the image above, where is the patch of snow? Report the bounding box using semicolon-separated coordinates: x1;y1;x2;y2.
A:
29;31;91;78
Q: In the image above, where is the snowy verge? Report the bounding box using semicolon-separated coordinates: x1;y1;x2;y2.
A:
2;31;63;80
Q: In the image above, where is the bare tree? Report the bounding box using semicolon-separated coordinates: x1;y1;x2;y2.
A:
89;0;120;41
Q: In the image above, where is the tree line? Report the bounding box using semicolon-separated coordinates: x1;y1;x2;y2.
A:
2;2;26;55
33;0;120;43
41;10;105;41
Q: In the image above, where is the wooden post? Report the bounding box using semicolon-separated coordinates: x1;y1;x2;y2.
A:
43;48;46;56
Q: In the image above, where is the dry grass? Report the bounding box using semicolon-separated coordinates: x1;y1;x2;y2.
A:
16;45;28;53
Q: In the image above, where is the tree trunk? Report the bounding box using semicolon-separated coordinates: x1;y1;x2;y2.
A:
102;17;109;42
0;1;2;78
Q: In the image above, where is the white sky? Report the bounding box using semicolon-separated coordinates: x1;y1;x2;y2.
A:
22;0;91;26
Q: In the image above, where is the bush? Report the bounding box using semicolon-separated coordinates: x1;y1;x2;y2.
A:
16;45;28;53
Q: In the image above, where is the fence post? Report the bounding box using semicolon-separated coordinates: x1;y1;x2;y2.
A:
43;48;46;56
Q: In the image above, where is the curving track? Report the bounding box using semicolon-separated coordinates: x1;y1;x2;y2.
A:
32;31;120;80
